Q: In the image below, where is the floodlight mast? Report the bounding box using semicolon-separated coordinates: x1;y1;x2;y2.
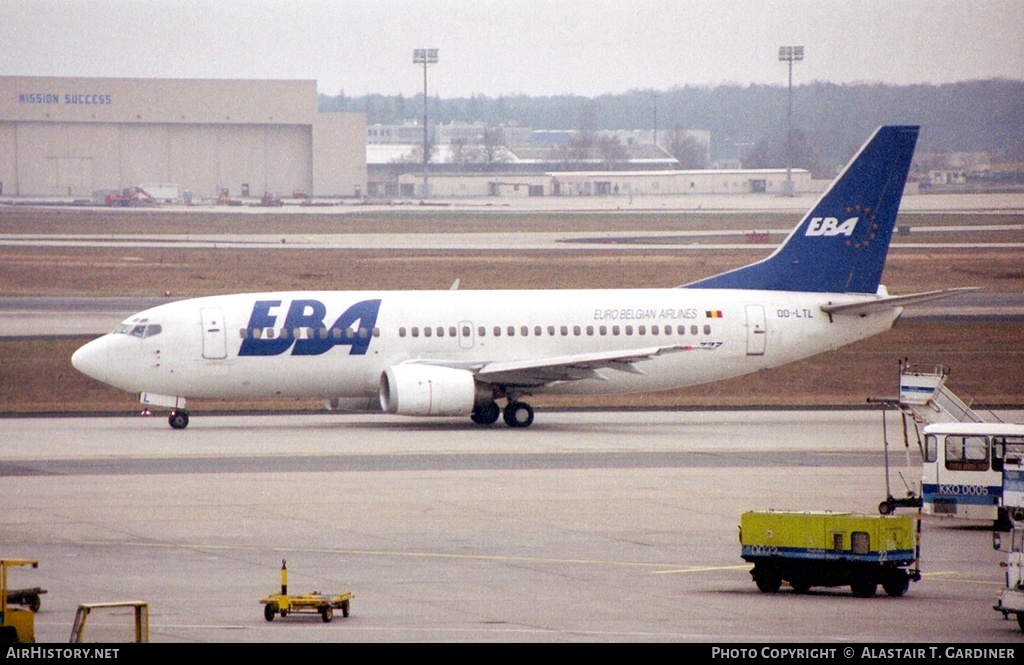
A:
413;48;439;197
778;45;804;196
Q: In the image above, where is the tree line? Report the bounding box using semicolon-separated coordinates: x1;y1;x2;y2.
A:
320;79;1024;176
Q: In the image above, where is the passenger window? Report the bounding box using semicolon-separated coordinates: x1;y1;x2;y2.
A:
547;326;555;336
493;326;501;337
612;326;620;335
638;325;646;335
424;327;432;338
625;325;633;336
945;435;989;472
436;327;444;338
478;326;486;337
449;326;457;338
534;326;542;336
462;326;471;337
704;324;712;335
332;328;342;339
690;325;698;335
664;325;672;335
600;326;607;335
359;327;368;339
560;326;568;336
507;326;515;337
411;327;419;338
373;327;380;337
521;326;529;337
677;325;686;335
573;325;581;336
586;326;594;336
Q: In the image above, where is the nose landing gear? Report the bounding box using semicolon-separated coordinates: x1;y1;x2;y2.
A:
168;409;190;430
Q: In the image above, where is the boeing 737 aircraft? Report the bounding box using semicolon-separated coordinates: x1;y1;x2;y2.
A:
72;125;967;429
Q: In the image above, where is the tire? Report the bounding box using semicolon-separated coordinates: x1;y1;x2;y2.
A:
28;595;41;613
503;401;534;428
321;606;333;623
850;575;878;598
264;604;276;621
169;410;189;430
1016;612;1024;633
789;578;812;594
471;401;500;425
342;600;350;618
754;567;782;593
878;500;893;515
882;571;910;597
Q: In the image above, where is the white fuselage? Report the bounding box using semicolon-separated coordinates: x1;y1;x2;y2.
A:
72;287;898;404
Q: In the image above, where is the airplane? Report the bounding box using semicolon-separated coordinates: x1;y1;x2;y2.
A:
71;125;971;430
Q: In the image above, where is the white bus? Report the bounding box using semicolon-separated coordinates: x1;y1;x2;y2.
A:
922;422;1024;525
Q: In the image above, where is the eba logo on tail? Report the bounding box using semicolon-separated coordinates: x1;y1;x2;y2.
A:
805;217;858;237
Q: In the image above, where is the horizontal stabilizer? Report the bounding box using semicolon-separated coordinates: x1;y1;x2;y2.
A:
820;287;979;316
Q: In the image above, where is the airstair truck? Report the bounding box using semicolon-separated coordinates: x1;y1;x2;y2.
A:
993;455;1024;632
740;511;920;597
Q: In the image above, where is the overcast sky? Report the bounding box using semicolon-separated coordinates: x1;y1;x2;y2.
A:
2;0;1022;98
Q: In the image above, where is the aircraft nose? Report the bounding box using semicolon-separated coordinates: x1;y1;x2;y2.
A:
71;337;109;382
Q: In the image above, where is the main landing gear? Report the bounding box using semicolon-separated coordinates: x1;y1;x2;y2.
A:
168;409;190;430
471;400;534;428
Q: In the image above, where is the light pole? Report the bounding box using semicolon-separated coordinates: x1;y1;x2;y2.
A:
778;45;804;196
413;48;438;197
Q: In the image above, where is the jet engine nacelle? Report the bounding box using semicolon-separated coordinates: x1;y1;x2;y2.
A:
379;364;477;417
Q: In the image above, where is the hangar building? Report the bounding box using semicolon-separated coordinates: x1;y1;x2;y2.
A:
0;76;366;199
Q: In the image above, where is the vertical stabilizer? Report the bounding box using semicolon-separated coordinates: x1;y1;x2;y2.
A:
687;125;919;294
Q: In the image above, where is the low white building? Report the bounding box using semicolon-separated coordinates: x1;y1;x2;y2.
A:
399;168;812;198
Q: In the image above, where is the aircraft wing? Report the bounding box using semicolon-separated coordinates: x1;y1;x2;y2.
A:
820;287;979;317
475;344;711;386
412;344;712;388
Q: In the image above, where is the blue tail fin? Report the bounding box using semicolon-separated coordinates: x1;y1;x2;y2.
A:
686;125;919;294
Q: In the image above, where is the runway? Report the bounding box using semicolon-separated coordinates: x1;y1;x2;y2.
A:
3;410;1022;643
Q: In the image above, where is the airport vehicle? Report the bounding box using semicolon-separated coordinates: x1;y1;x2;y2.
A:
5;587;45;613
921;422;1024;525
739;511;920;597
71;126;968;430
70;601;149;643
991;452;1024;631
260;561;352;623
1;559;39;643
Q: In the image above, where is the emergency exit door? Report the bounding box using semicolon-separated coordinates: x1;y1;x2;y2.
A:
746;305;766;355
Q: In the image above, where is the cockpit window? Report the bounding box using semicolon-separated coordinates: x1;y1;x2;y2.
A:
112;318;161;338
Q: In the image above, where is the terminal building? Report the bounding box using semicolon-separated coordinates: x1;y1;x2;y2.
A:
0;76;366;200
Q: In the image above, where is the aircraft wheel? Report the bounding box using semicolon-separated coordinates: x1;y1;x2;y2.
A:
471;401;501;425
503;401;534;428
168;409;190;430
